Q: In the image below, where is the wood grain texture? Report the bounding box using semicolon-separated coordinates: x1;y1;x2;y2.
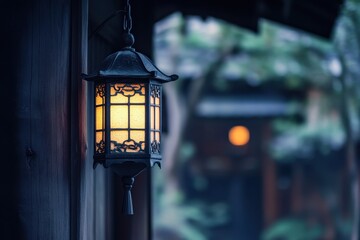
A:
16;0;72;239
70;0;91;239
0;0;89;239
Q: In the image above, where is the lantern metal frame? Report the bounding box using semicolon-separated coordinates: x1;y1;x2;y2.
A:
82;0;178;214
84;47;178;171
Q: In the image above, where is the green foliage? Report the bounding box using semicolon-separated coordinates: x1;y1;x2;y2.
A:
270;88;346;162
261;218;324;240
153;1;360;238
153;186;229;240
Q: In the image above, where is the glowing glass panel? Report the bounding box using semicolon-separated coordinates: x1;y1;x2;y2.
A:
155;132;160;141
150;106;155;129
96;95;104;105
96;106;104;130
95;84;105;105
130;130;145;143
155;107;160;130
96;131;104;144
130;85;145;103
130;105;145;129
111;130;128;146
130;94;145;103
111;106;128;128
111;93;128;104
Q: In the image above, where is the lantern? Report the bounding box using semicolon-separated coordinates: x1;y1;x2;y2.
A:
82;0;178;214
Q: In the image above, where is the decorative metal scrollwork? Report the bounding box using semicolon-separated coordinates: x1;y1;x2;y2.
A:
150;85;161;99
96;84;105;98
96;140;106;154
111;139;145;153
111;83;145;97
150;140;161;154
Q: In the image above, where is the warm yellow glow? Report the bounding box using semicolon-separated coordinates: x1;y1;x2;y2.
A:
150;107;154;129
111;92;127;103
155;107;160;130
130;130;145;143
130;92;145;103
96;94;104;105
130;105;145;128
150;106;160;130
96;106;104;130
111;106;128;128
150;131;160;144
155;96;160;105
228;126;250;146
155;132;160;141
111;130;128;145
96;131;104;143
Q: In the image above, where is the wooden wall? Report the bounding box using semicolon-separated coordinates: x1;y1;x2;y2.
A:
0;0;90;239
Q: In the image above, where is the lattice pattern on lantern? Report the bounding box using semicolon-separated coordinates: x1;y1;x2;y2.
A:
110;83;146;153
95;84;106;154
150;84;161;154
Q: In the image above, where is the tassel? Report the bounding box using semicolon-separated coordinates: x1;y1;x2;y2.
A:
122;176;135;215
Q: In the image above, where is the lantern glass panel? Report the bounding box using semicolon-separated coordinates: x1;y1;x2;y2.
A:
95;84;106;154
110;105;128;128
96;131;104;143
155;132;160;141
130;105;145;128
155;106;160;130
95;131;105;154
109;83;146;153
96;106;104;130
110;88;128;103
130;130;145;142
96;84;105;105
150;107;155;129
111;130;128;148
130;89;145;103
150;84;161;154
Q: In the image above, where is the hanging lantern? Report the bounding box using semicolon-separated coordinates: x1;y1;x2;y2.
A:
82;0;178;215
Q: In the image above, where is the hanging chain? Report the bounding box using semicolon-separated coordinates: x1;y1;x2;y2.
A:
123;0;132;33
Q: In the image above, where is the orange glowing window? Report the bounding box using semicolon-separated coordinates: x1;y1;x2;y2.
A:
228;126;250;146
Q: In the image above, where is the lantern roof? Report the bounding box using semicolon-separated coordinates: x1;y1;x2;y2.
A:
83;47;178;83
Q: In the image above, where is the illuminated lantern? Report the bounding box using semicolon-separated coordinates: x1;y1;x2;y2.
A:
82;1;178;214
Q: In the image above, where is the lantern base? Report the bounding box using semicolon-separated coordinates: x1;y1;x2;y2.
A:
93;159;160;215
110;162;147;215
109;161;147;177
93;156;161;170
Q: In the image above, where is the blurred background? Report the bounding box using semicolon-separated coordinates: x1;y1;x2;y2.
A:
150;1;360;239
5;0;360;239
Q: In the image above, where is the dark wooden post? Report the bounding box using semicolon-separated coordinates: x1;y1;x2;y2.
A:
70;0;93;239
0;0;91;239
4;0;73;239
